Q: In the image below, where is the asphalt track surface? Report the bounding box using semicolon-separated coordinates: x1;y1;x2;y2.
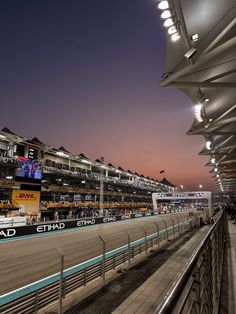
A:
0;213;189;295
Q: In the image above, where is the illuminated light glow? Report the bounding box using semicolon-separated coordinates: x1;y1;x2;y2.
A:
56;151;69;158
6;176;13;179
168;26;177;35
0;134;6;139
81;159;91;164
194;104;203;122
191;34;199;42
206;141;211;150
81;180;86;183
218;179;221;182
115;169;122;173
214;167;218;172
171;32;181;42
161;10;171;19
211;158;215;164
204;98;210;102
216;174;219;178
209;118;213;122
199;184;202;188
163;18;174;27
157;0;169;10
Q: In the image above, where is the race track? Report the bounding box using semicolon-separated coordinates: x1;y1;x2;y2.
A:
0;213;190;294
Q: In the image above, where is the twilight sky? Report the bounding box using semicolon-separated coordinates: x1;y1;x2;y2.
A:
0;0;216;191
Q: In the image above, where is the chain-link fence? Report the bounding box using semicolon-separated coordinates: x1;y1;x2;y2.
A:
0;213;205;314
155;210;226;314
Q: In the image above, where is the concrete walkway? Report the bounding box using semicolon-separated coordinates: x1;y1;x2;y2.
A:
112;226;211;314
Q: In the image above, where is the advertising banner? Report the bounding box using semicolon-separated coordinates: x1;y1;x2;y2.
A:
12;190;40;205
0;179;15;188
0;212;155;240
11;190;40;216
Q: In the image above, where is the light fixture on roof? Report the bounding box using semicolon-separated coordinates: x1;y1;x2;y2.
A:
194;104;203;122
156;1;181;42
56;151;69;158
161;10;171;19
191;34;199;42
168;25;178;35
184;47;197;59
171;32;181;42
157;0;169;10
81;159;91;164
206;141;212;150
163;18;174;27
211;158;215;164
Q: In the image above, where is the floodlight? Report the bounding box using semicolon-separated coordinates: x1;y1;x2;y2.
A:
163;18;174;27
158;1;169;10
171;32;180;41
161;10;171;19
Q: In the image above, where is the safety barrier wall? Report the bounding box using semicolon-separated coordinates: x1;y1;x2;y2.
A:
0;215;199;314
0;209;190;240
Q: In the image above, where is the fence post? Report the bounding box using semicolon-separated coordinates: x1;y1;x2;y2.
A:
163;220;168;239
98;235;106;286
144;229;148;256
176;217;180;233
170;218;175;238
127;233;131;265
57;247;64;314
184;217;189;230
153;222;160;247
123;229;131;266
34;290;39;313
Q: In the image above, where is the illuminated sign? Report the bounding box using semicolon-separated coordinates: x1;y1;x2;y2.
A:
156;192;205;198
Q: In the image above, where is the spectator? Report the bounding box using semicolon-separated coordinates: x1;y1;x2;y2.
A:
232;206;236;224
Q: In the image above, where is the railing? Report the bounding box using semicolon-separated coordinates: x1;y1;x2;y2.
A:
155;210;226;314
0;215;200;314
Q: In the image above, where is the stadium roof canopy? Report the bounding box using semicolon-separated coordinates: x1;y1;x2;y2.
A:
160;177;176;188
157;0;236;191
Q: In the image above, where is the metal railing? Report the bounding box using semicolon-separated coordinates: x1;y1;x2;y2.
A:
0;215;200;314
155;210;226;314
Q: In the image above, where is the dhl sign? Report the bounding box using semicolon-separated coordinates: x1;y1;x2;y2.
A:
12;190;40;205
0;179;15;187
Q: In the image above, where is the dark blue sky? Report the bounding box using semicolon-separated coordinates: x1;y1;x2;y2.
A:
0;0;215;190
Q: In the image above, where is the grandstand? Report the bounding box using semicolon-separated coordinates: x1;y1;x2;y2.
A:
0;127;176;220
